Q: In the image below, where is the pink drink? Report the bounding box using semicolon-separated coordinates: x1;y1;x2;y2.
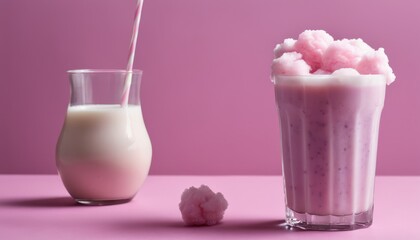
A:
56;105;152;204
274;75;386;229
271;30;394;230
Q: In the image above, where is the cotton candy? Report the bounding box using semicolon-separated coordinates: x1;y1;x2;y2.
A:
271;52;311;76
179;185;228;226
294;30;334;71
271;30;395;84
356;48;396;85
346;38;374;53
274;38;296;58
322;40;363;72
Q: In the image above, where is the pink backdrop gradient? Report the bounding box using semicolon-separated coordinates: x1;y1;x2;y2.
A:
1;0;419;175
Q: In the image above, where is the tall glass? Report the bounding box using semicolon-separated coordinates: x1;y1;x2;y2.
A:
273;75;386;230
56;69;152;205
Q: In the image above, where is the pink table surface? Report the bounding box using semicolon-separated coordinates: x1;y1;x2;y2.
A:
0;175;419;239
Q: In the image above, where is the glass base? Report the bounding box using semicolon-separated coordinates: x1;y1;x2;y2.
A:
285;206;373;231
75;198;132;206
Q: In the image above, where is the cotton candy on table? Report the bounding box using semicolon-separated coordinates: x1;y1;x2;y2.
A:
179;185;228;226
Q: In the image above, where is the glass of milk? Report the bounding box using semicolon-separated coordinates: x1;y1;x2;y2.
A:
56;70;152;205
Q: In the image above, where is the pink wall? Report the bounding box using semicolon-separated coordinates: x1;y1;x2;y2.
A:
1;0;419;175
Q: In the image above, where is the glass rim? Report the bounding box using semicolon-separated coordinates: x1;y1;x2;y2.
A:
67;69;142;74
272;74;385;78
272;74;387;86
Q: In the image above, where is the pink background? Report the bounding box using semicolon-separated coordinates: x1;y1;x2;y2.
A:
0;0;419;175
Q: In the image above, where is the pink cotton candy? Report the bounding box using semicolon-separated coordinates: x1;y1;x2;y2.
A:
346;38;375;53
271;30;395;84
322;40;365;72
322;38;375;72
356;48;396;85
179;185;228;226
295;30;334;71
274;38;296;58
271;52;311;76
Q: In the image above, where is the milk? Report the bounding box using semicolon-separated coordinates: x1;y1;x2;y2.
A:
56;105;152;202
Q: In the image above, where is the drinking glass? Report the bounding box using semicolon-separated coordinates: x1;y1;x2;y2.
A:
273;74;386;230
56;69;152;205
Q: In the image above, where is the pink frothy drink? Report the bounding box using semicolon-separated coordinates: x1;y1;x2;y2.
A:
272;30;395;230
